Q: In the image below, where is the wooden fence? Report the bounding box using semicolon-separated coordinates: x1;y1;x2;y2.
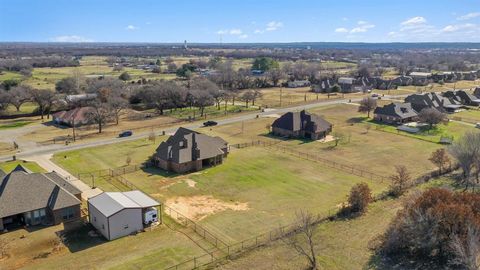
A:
231;140;388;183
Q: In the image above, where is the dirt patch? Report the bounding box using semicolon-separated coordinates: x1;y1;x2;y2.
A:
317;135;336;143
166;196;249;221
185;179;197;188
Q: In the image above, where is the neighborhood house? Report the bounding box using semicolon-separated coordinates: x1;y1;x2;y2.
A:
272;110;333;140
153;127;229;173
0;165;81;231
87;191;160;241
405;92;462;113
374;103;418;124
53;107;96;127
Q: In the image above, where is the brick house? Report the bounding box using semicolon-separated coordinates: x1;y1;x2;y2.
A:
272;110;332;140
0;165;81;231
374;103;418;124
152;128;229;173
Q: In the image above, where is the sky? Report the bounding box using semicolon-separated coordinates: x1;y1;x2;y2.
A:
1;0;480;43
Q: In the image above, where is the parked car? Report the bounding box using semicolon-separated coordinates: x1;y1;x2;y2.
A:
203;121;218;127
476;123;480;129
119;131;133;137
371;93;379;98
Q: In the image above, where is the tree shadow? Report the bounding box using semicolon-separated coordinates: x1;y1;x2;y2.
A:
41;121;70;130
141;166;179;178
347;116;368;124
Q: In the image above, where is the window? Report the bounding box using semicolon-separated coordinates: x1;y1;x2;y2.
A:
101;224;105;230
124;224;129;229
62;208;75;220
93;217;96;222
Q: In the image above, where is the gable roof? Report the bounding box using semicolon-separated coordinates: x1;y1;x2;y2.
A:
272;110;332;134
44;172;82;195
0;170;81;218
53;107;95;125
155;128;228;164
88;191;160;218
0;169;6;180
374;103;418;119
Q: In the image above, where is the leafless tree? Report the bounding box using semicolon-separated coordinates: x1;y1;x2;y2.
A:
284;211;319;270
148;130;156;144
190;89;214;117
7;86;31;111
266;68;286;87
29;88;57;120
389;165;411;197
449;132;480;190
241;90;255;108
418;108;447;129
108;95;129;125
85;101;112;133
358;97;377;118
450;224;480;270
429;148;451;174
332;132;345;147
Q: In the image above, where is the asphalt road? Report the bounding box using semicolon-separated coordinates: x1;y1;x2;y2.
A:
0;95;402;163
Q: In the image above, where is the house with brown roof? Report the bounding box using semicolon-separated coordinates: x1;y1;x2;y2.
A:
0;165;81;231
152;128;229;173
53;107;95;127
271;110;332;140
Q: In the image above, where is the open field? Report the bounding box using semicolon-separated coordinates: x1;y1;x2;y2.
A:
54;146;389;244
0;219;208;270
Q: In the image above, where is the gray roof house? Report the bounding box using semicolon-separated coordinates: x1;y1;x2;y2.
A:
272;110;333;140
88;191;160;240
153;128;228;173
444;90;480;106
0;165;81;231
405;92;462;113
287;80;311;88
374;103;418;124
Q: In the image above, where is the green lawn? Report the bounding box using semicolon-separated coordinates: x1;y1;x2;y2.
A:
0;120;32;130
0;160;45;173
2;218;207;270
0;71;24;81
52;136;166;175
164;104;259;120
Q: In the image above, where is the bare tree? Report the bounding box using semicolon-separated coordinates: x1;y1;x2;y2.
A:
358;97;377;118
389;165;411;197
266;68;286;87
333;132;345;147
450;224;480;270
448;132;480;190
85;101;112;133
7;86;31;111
108;95;129;125
148;130;156;144
284;211;319;270
190;89;214;117
429;148;451;174
29;89;56;120
418;108;447;129
241;90;255;108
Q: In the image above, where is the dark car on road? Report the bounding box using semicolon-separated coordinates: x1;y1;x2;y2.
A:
119;131;133;137
203;121;218;127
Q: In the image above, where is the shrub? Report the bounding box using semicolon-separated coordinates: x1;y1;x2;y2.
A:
346;182;372;214
380;188;480;268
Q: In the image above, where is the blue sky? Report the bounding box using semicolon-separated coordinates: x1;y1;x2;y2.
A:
1;0;480;43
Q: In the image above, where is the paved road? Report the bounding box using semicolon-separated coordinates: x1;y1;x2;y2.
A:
0;95;404;163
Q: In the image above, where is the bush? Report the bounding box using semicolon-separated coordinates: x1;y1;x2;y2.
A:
379;188;480;268
346;182;372;215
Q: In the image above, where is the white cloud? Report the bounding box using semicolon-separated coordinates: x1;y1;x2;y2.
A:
401;16;427;26
457;12;480;21
254;29;265;34
334;20;374;34
50;35;93;42
239;34;248;39
442;23;476;32
125;25;138;30
229;29;243;35
266;21;283;31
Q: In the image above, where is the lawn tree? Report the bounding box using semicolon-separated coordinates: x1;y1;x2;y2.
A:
126;154;132;166
333;132;345;147
284;210;319;270
55;77;81;95
389;165;411;197
251;57;279;72
358;97;377;118
251;89;262;106
148;130;156;144
448;132;480;190
85;101;112;133
29;88;56;120
190;89;214;117
346;182;372;215
418;108;446;128
108;95;129;125
0;90;8;114
118;71;131;81
266;68;285;87
356;65;371;78
429;148;451;174
241;90;255;108
7;86;31;112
